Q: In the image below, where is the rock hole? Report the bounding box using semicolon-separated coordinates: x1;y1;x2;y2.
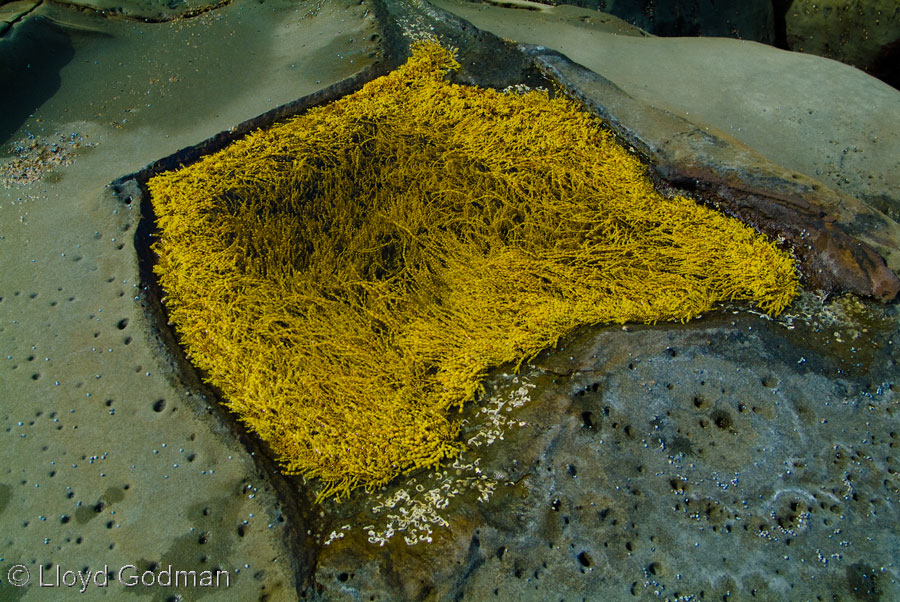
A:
712;409;733;430
581;412;594;429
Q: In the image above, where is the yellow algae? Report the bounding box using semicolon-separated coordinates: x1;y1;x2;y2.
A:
147;41;797;501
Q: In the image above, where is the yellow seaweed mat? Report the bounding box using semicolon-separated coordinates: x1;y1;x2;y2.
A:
148;41;798;501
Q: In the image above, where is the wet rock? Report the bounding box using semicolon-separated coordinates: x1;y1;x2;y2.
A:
0;15;74;142
0;0;40;36
539;0;776;43
308;299;900;600
2;2;383;600
786;0;900;89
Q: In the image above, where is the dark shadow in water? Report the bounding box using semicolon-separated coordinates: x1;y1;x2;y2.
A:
867;39;900;91
771;0;790;50
0;16;75;145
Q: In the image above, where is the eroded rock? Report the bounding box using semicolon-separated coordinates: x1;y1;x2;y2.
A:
91;1;900;599
308;297;900;600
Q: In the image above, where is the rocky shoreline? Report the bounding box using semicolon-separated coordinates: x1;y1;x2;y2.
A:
2;1;898;600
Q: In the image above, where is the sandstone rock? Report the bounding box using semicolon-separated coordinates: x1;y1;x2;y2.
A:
786;0;900;89
533;0;776;42
0;0;39;36
308;298;900;601
435;0;900;299
20;0;895;600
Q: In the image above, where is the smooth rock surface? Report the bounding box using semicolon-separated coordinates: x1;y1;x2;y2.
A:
526;46;900;300
434;0;900;226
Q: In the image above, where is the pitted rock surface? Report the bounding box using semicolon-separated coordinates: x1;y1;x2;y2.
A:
307;298;900;601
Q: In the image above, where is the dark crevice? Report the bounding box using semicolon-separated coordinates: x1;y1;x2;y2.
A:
771;0;791;50
44;0;235;24
0;0;45;35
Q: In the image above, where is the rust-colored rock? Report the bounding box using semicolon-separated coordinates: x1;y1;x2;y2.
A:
659;163;900;302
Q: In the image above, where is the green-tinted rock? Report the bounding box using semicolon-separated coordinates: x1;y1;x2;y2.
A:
0;0;39;36
52;0;225;21
547;0;776;42
786;0;900;87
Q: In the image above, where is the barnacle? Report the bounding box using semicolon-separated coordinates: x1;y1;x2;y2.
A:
147;41;797;501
